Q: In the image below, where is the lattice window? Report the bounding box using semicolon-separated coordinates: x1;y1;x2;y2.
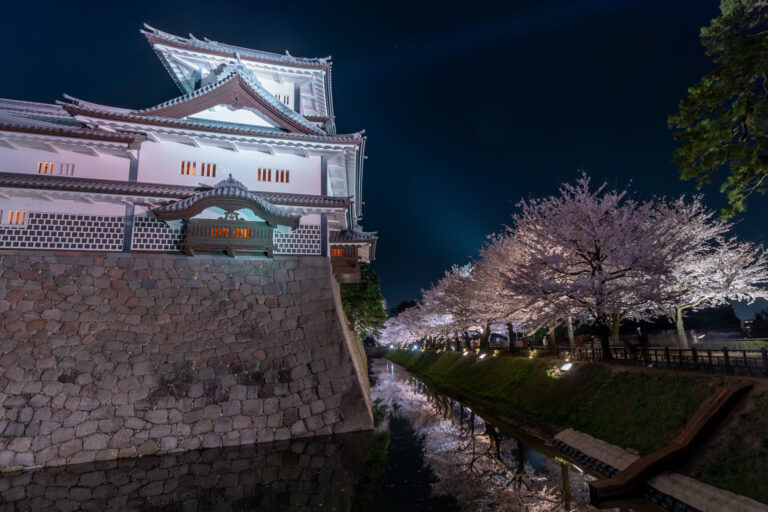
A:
4;210;26;226
0;213;124;251
273;225;322;255
37;162;74;176
257;168;290;183
37;162;54;174
331;247;343;257
131;215;184;252
180;161;216;177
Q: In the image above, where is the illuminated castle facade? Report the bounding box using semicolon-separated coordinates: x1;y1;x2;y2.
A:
0;25;376;282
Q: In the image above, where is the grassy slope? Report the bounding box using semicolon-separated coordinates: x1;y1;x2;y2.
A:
691;390;768;504
386;349;717;455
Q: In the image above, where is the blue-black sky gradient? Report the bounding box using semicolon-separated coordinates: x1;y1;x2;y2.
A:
2;0;766;316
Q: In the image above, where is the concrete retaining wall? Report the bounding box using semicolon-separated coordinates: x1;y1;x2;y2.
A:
0;250;373;469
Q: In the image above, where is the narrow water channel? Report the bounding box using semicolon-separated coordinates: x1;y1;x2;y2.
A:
0;360;665;512
369;358;664;512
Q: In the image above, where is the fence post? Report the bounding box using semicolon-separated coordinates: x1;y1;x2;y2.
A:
723;348;731;373
664;347;671;368
591;345;595;361
707;350;713;370
743;350;748;373
691;347;698;369
762;348;768;375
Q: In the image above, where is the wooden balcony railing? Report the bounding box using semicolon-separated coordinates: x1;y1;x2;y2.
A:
182;219;274;257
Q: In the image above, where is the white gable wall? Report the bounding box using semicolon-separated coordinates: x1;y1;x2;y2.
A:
186;105;277;128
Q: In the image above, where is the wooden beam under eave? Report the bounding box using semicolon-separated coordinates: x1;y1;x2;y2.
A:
0;138;18;149
40;142;59;153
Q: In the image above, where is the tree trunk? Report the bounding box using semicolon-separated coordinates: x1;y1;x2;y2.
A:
567;316;576;350
479;323;491;350
507;322;516;352
548;324;557;354
462;331;471;351
608;313;622;343
675;306;689;348
598;319;613;361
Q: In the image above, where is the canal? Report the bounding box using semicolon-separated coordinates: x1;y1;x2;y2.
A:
0;359;664;511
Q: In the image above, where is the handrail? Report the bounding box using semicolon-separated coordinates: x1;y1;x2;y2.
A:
588;383;753;503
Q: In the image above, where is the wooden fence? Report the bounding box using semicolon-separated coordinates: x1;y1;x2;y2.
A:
569;346;768;376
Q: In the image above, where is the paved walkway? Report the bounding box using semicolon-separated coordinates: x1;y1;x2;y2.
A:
555;429;768;512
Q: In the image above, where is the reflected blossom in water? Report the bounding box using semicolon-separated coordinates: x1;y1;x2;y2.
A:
371;360;594;511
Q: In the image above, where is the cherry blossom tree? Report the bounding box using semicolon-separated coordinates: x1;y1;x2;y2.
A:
504;174;696;360
658;237;768;347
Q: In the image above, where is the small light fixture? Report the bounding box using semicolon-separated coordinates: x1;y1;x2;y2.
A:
479;353;487;359
462;351;469;357
560;363;573;372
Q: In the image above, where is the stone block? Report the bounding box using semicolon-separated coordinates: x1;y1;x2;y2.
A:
74;421;98;437
83;433;109;451
144;409;168;424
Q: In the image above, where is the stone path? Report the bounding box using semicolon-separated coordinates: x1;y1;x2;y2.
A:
555;429;768;512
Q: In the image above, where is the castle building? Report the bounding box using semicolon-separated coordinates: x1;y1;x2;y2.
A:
0;25;376;282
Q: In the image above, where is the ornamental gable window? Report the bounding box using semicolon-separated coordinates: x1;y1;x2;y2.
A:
257;168;290;183
180;161;216;177
37;162;74;176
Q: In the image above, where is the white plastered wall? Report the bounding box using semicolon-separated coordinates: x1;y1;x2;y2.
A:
137;140;321;194
0;192;127;224
0;143;131;181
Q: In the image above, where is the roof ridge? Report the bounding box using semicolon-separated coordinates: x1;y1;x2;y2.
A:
141;24;331;67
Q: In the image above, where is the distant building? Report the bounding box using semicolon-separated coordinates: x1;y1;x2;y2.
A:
0;25;376;282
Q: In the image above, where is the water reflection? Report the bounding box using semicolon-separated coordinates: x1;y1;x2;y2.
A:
370;359;659;512
0;433;371;512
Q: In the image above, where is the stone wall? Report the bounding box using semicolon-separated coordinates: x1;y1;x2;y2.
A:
0;250;373;470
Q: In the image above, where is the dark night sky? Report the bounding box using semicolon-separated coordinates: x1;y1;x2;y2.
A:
2;0;766;314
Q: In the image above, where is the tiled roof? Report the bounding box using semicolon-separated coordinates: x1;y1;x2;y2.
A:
142;24;330;68
136;65;326;136
329;229;378;243
153;175;295;221
0;172;194;197
0;99;139;144
0;172;350;208
60;98;363;144
257;191;350;208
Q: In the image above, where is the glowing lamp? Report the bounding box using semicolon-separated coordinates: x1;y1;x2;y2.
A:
560;363;573;372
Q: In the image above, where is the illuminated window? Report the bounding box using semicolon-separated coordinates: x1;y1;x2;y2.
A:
37;161;54;174
331;248;343;257
59;163;75;176
232;227;251;239
256;168;290;183
7;210;26;225
181;161;216;177
210;226;230;238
